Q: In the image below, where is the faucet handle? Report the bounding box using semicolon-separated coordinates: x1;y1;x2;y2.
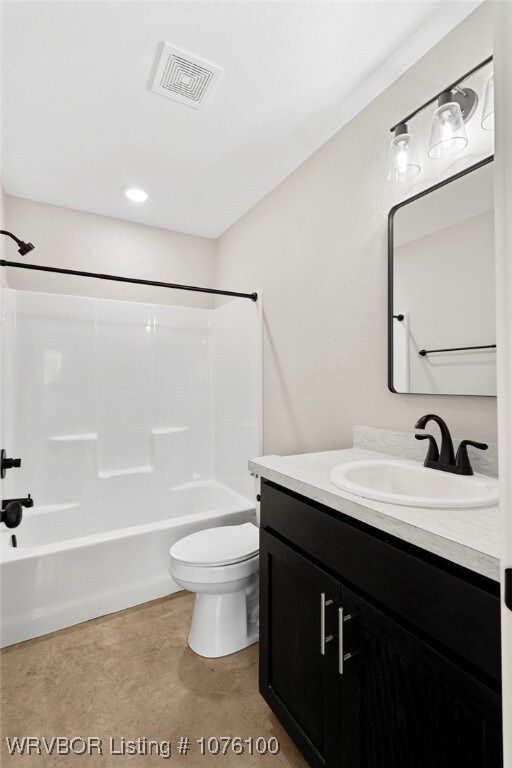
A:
0;501;23;529
455;440;488;476
415;433;439;463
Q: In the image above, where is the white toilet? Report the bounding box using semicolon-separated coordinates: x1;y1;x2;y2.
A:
169;522;259;658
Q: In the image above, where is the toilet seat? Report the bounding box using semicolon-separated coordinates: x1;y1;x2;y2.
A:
170;553;259;587
170;522;259;567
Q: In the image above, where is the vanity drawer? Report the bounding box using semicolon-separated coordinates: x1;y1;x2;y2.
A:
260;481;501;684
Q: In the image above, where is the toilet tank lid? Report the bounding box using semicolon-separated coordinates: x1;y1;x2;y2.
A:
170;522;259;567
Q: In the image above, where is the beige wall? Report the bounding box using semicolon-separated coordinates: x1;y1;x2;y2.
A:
216;3;497;455
4;196;216;308
0;184;4;225
0;182;6;260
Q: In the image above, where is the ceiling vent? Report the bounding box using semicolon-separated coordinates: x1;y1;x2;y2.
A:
149;43;222;109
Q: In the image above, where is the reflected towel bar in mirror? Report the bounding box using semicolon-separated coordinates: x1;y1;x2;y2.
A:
419;344;497;357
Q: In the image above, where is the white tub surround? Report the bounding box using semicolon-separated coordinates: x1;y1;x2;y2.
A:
249;427;500;582
0;290;261;647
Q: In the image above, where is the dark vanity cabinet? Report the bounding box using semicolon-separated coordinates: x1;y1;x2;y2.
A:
259;481;503;768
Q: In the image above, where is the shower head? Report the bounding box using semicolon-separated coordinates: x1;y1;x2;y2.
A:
0;230;35;256
17;241;35;256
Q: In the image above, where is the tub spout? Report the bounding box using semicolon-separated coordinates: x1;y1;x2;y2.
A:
2;494;33;508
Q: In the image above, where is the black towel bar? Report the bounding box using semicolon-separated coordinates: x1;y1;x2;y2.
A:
419;344;496;357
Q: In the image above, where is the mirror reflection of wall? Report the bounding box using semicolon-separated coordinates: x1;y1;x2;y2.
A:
390;158;496;396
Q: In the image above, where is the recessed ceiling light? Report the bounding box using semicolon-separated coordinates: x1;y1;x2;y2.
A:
123;187;148;203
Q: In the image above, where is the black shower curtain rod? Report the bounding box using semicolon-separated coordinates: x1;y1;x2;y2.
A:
0;260;258;302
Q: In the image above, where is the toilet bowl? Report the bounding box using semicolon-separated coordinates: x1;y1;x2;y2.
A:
169;522;259;658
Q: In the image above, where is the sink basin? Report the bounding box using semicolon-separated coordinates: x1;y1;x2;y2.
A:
329;459;499;509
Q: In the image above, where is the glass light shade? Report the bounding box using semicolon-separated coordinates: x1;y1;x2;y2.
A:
428;100;468;159
387;131;420;182
481;73;494;130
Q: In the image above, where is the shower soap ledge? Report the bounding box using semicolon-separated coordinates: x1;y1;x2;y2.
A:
151;427;189;435
98;465;154;478
48;433;98;442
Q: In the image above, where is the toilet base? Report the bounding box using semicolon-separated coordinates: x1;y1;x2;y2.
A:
188;584;259;658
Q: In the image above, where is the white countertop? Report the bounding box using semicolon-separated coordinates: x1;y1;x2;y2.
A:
249;447;500;581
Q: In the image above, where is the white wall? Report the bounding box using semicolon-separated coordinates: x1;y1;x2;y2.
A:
0;183;5;255
0;182;7;278
215;3;497;455
4;196;216;308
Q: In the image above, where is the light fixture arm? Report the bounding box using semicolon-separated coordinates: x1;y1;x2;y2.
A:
389;55;492;133
393;123;408;138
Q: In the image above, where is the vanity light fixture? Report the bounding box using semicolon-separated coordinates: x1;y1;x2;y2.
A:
388;55;493;181
123;187;149;203
387;123;420;182
481;73;494;130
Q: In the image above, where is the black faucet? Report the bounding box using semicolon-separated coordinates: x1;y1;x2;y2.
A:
415;414;455;466
415;414;487;476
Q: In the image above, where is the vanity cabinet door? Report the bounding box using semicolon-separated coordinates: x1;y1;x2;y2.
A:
259;530;341;768
339;584;503;768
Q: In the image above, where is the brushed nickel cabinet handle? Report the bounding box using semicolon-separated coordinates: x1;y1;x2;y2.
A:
338;609;353;674
320;592;333;655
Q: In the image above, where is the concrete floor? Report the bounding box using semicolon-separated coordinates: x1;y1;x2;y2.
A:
0;592;308;767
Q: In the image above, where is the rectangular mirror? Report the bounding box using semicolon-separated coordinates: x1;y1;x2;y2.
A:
388;157;496;396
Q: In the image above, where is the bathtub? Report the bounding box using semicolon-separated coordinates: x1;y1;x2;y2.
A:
0;481;256;648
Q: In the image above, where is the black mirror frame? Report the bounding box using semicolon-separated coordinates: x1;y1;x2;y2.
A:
387;154;495;397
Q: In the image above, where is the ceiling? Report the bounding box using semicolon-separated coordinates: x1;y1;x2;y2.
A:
1;1;481;239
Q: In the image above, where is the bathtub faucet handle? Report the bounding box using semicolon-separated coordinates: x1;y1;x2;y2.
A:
1;449;22;479
1;501;23;529
1;494;33;529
